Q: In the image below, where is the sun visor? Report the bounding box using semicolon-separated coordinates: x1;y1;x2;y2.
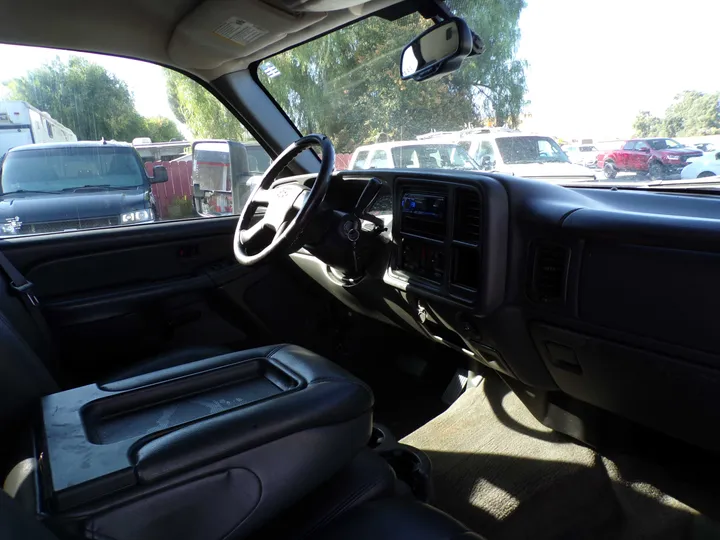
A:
169;0;327;70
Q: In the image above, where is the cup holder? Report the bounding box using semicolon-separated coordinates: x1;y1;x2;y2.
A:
368;423;396;451
380;444;433;503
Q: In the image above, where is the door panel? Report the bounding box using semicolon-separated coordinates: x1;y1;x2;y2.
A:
0;217;302;384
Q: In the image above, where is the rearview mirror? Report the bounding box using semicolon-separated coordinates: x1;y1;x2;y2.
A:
400;18;473;82
150;165;168;183
191;140;253;217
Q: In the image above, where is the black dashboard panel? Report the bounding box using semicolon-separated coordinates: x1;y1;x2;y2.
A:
293;169;720;451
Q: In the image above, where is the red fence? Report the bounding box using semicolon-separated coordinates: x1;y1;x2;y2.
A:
336;153;352;169
145;161;193;220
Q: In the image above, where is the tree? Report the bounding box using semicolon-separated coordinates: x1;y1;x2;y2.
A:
143;116;183;142
165;70;252;141
256;1;527;152
163;3;528;153
663;91;720;137
632;91;720;138
7;57;179;142
632;111;664;137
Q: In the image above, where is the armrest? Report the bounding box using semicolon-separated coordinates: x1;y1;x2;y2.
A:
41;344;373;511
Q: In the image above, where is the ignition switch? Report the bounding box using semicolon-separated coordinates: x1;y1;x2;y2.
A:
417;301;427;324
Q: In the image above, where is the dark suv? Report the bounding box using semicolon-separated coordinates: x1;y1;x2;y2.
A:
0;141;167;235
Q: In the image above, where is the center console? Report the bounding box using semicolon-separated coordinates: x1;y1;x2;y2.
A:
386;176;508;314
35;345;373;540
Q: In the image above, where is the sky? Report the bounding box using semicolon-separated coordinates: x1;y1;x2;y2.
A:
1;0;720;142
516;0;720;139
0;46;173;120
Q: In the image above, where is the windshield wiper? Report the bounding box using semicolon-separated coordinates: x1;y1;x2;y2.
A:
61;184;139;192
0;189;62;196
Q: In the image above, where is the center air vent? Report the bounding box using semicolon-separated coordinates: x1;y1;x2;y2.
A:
529;243;570;304
454;189;481;243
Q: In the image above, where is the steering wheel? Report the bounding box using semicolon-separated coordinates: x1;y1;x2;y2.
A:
233;134;335;266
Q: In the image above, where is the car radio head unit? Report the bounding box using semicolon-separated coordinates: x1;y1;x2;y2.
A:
401;192;446;220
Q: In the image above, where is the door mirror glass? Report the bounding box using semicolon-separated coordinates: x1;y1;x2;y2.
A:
191;140;253;217
151;165;168;183
400;18;473;82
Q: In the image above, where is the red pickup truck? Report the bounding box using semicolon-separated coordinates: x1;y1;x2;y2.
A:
598;138;703;179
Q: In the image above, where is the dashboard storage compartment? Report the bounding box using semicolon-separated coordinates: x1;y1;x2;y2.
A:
38;345;373;540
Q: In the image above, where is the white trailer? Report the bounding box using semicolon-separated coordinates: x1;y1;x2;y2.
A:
0;101;77;157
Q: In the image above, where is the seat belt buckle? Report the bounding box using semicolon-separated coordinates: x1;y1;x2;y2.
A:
11;280;39;306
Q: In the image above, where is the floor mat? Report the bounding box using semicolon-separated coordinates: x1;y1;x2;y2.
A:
401;376;720;540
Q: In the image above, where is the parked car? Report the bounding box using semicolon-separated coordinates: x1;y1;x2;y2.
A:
562;144;601;168
599;138;703;179
348;140;479;170
0;141;167;235
454;131;596;182
693;142;716;153
680;150;720;179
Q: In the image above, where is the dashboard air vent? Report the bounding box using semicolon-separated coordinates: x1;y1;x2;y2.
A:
530;243;570;304
454;189;481;243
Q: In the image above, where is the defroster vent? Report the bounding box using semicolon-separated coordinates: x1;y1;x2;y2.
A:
529;243;570;304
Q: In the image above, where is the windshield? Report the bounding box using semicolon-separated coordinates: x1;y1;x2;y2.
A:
390;144;479;170
1;146;144;194
495;136;569;164
258;0;720;187
647;139;684;150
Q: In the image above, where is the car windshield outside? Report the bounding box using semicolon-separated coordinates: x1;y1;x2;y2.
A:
258;0;720;185
390;144;478;170
495;136;569;164
647;139;684;150
1;146;144;194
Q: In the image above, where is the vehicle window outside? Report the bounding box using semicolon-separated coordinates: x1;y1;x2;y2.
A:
259;0;720;185
0;47;269;237
369;150;390;168
623;141;637;151
495;136;569;164
353;151;370;168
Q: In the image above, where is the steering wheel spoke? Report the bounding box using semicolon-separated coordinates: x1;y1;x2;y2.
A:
252;187;272;205
239;217;269;246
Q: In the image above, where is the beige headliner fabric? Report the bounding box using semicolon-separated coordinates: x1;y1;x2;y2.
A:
0;0;402;81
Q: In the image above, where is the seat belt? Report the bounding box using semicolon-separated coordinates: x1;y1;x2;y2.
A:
0;249;53;345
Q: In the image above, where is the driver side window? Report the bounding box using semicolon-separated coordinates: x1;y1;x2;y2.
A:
0;45;268;237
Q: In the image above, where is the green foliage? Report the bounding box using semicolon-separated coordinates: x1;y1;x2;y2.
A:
143;116;183;142
7;57;179;142
259;2;527;153
165;70;252;141
633;111;664;137
633;91;720;138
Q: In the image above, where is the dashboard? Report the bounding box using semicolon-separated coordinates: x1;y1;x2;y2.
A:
291;168;720;452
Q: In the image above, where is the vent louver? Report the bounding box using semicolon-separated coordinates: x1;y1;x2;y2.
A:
530;243;570;303
454;189;481;243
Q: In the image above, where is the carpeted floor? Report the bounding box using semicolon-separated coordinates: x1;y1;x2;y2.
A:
401;376;720;540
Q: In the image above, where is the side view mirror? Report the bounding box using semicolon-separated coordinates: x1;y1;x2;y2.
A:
715;151;720;161
400;18;473;82
640;147;650;153
151;165;168;183
191;140;251;216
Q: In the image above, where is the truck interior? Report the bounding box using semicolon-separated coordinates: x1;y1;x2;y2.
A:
2;1;720;539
